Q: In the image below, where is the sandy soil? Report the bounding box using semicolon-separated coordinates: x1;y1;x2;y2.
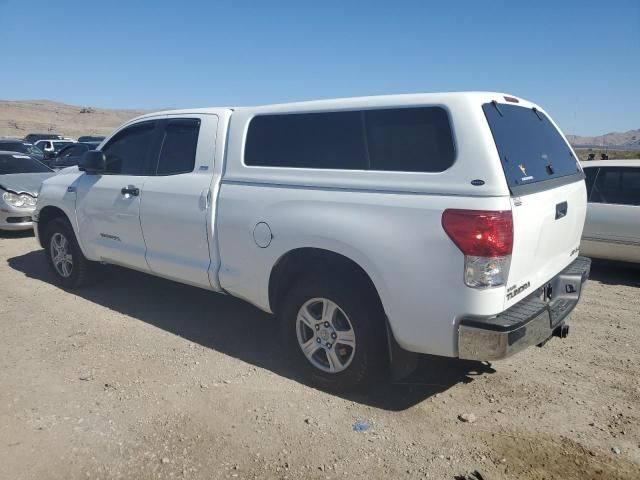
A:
1;231;639;479
0;100;146;139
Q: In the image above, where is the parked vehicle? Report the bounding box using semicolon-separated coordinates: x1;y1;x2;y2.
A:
0;152;54;231
581;160;640;263
24;133;66;144
49;142;101;170
77;135;105;143
33;93;590;390
34;139;75;161
0;140;45;162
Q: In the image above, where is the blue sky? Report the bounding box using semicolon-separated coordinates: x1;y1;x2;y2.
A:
1;0;638;135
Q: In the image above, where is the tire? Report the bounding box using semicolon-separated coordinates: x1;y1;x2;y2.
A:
43;217;93;289
280;271;388;392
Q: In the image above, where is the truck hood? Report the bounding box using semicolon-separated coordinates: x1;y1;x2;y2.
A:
0;172;55;196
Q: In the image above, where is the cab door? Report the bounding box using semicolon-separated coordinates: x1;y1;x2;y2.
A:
75;120;162;271
140;115;219;288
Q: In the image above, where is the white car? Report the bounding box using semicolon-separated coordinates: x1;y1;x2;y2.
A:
0;152;55;230
34;139;75;156
581;159;640;263
33;92;590;390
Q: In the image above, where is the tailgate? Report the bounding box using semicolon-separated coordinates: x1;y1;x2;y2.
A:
481;99;588;308
506;179;587;308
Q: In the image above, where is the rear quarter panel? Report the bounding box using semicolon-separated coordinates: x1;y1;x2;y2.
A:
217;183;512;357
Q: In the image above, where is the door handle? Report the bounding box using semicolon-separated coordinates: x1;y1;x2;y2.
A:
121;186;140;196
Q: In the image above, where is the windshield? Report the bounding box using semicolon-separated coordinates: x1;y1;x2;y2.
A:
0;142;30;154
482;102;581;192
0;154;53;174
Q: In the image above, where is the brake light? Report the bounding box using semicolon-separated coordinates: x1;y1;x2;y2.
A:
442;210;513;288
442;210;513;256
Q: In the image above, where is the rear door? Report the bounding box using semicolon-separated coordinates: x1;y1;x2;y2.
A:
583;166;640;262
140;115;219;289
76;120;161;270
483;102;587;308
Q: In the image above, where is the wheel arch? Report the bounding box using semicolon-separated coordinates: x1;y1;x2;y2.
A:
268;247;386;317
36;206;72;248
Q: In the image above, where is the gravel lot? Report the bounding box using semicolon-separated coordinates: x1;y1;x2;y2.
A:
1;231;639;479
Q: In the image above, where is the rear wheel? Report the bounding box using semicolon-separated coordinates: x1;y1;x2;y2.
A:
43;217;93;289
280;272;387;392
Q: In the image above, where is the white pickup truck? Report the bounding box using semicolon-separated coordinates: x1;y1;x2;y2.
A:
34;92;591;391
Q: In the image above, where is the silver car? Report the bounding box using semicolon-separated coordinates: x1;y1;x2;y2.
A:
0;151;55;231
581;159;640;263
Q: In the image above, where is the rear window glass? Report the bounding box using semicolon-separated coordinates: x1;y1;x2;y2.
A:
245;107;454;172
0;142;29;153
0;154;52;174
482;103;580;190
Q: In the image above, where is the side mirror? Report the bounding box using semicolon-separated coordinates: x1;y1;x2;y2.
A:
79;150;106;173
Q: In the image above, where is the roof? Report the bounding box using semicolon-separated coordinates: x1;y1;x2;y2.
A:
128;91;539;123
581;159;640;168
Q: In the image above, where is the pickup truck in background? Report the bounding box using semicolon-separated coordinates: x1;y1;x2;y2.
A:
33;92;591;391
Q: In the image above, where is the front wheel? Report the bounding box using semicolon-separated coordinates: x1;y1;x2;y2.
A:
280;272;388;392
43;217;93;289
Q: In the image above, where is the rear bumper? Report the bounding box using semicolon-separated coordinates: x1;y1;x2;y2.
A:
458;256;591;361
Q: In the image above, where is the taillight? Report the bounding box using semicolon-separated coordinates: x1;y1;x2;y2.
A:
442;209;513;288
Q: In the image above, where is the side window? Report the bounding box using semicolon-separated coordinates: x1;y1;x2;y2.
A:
620;169;640;206
62;145;81;157
101;122;157;175
583;167;598;200
591;168;619;204
244;107;455;172
156;119;200;175
590;167;640;205
364;107;455;172
245;111;367;169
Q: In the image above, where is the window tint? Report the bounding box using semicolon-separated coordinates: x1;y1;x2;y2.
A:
156;119;200;175
58;144;87;159
591;167;640;206
58;146;72;157
0;154;52;174
584;167;598;198
245;111;366;169
364;107;454;172
52;142;73;152
244;107;454;172
483;103;580;191
0;142;29;154
101;122;157;175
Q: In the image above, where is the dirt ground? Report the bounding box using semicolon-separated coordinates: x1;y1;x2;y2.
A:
1;232;639;480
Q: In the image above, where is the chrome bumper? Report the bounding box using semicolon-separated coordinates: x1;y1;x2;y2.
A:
458;256;591;361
